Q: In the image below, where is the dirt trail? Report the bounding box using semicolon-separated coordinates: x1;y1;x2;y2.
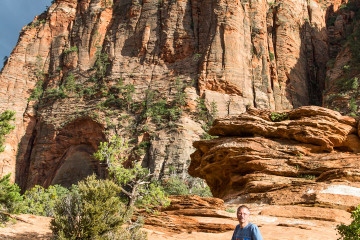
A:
0;202;344;240
0;215;51;240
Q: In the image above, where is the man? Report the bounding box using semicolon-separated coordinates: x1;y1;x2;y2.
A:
231;205;263;240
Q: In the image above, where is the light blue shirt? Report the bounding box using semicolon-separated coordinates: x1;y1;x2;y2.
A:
231;223;263;240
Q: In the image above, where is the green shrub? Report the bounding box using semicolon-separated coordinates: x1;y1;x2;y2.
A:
163;175;213;197
44;87;67;100
29;80;44;101
200;132;217;140
196;98;208;122
337;205;360;239
134;141;150;156
139;79;190;127
163;176;190;195
349;112;358;117
63;46;78;55
103;0;113;8
80;86;97;97
0;174;23;222
94;47;110;81
225;208;235;213
104;217;148;240
0;110;15;153
269;51;275;61
189;176;213;197
343;65;351;71
74;47;111;100
102;79;135;110
141;89;183;127
336;77;359;91
270;112;289;122
350;98;358;113
25;19;46;29
193;53;202;62
51;175;127;239
68;46;118;100
174;78;187;107
196;98;218;139
299;174;316;180
191;184;213;197
28;55;46;100
22;185;69;217
64;73;81;94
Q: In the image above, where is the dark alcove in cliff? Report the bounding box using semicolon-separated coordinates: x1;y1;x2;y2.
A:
50;144;101;188
16;116;106;190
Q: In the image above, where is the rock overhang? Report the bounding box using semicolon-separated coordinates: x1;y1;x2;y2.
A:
189;106;360;209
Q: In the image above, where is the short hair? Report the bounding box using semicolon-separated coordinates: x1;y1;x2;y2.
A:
237;205;250;213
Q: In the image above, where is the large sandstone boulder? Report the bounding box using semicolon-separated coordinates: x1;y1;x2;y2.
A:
189;106;360;210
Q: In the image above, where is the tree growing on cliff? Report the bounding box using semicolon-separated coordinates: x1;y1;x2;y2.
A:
0;110;15;153
0;174;23;222
337;205;360;240
93;135;169;211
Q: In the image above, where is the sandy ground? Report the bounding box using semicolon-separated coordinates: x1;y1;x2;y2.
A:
0;206;342;240
0;215;51;240
146;227;338;240
145;216;340;240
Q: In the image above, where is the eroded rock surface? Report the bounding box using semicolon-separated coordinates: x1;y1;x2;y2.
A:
137;195;234;234
189;106;360;211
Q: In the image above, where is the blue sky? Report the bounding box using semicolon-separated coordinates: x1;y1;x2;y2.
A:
0;0;52;69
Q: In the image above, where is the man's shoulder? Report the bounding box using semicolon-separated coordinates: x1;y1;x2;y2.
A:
248;222;260;230
248;222;263;240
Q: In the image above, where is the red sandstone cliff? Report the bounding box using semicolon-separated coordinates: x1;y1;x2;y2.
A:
0;0;359;189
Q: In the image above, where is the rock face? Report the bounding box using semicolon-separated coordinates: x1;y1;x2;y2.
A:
322;1;360;117
0;0;359;188
189;106;360;210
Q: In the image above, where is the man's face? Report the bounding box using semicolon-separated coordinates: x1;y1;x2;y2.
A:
237;208;250;224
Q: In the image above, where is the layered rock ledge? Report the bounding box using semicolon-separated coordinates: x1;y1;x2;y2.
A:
189;106;360;209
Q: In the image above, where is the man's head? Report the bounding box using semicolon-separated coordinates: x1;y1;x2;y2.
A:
237;205;250;227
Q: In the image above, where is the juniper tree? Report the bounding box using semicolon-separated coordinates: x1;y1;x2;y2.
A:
51;175;127;239
337;206;360;240
93;135;168;211
0;110;15;153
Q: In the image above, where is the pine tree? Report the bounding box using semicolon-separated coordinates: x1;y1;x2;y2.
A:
0;110;15;153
